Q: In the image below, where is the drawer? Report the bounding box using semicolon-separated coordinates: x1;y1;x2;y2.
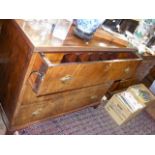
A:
28;52;141;96
13;83;112;127
108;78;138;92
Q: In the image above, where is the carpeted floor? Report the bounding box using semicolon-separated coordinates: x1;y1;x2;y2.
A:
19;102;155;135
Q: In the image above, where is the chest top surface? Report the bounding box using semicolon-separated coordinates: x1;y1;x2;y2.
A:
14;19;137;52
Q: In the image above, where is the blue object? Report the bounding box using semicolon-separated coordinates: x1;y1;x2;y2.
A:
74;19;103;40
76;19;103;34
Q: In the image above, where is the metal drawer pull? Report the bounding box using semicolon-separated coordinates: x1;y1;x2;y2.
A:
60;75;73;84
28;71;44;88
124;67;130;73
90;95;98;99
32;108;43;116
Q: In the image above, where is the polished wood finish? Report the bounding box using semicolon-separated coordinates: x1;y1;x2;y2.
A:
108;78;138;93
95;29;128;47
12;83;112;128
29;52;141;96
0;19;146;131
0;20;6;34
109;55;155;93
44;53;65;64
15;20;135;52
0;20;33;124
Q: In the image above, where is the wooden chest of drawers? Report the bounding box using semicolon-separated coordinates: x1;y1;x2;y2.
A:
0;20;142;131
107;55;155;95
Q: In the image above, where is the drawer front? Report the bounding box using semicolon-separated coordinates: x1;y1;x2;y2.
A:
108;78;138;92
13;83;111;127
28;53;141;96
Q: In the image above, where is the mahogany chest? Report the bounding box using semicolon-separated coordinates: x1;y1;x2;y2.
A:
0;20;142;131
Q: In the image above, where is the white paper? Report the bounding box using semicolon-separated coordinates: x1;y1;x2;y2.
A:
52;19;73;40
118;92;144;112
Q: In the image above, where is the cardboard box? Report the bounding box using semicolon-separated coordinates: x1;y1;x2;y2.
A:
127;84;155;107
105;91;145;125
149;80;155;95
145;81;155;120
105;84;155;125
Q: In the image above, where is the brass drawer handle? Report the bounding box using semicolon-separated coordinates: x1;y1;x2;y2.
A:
32;108;43;116
28;71;44;88
124;67;130;74
90;95;98;99
60;75;73;84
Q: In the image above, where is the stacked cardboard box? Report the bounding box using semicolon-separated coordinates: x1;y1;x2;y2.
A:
127;84;155;107
146;81;155;119
105;84;155;125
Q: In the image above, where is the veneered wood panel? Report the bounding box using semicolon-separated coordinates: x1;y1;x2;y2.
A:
29;54;141;96
13;83;112;127
108;78;138;92
1;19;149;131
0;20;33;123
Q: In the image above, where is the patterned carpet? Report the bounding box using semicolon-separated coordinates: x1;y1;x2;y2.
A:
19;102;155;135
